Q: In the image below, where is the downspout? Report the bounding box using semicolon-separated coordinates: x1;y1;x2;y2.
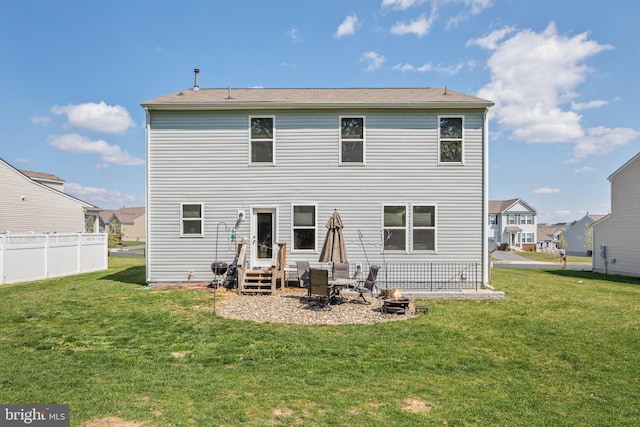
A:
482;107;490;287
144;107;151;284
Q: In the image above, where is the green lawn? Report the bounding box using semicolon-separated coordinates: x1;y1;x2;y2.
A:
0;258;638;426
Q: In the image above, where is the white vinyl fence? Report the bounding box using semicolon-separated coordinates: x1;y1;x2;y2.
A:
0;233;108;285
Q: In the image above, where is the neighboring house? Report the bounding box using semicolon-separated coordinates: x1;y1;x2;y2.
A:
592;152;640;277
563;214;606;257
142;87;493;288
488;198;537;251
20;169;65;192
0;157;101;233
536;223;567;252
99;207;146;242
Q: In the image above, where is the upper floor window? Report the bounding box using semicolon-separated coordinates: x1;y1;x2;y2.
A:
413;205;435;251
181;203;203;237
250;116;274;164
521;213;533;225
340;116;365;164
292;205;316;251
438;116;464;164
383;205;407;251
508;214;516;225
489;214;498;225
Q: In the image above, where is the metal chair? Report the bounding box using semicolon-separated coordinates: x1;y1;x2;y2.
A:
308;268;331;309
351;265;380;304
295;261;310;288
332;262;350;279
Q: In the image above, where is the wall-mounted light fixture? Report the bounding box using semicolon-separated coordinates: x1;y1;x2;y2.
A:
21;195;25;201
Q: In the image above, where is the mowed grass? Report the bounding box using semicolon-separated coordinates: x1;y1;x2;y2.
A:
0;258;638;426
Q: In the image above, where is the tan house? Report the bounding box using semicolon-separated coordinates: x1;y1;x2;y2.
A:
100;207;146;242
592;152;640;277
1;157;100;233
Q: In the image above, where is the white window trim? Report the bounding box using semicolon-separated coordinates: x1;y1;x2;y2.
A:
382;203;409;254
291;203;318;253
437;115;465;165
339;115;366;165
180;202;204;238
410;203;437;253
248;115;276;165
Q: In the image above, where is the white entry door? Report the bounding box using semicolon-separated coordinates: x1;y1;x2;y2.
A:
251;207;277;268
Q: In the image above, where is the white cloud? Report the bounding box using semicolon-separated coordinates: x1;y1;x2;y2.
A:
446;0;494;28
392;61;464;74
335;15;359;38
360;51;385;71
533;187;561;194
570;100;607;111
553;210;573;220
65;182;139;209
574;166;597;173
49;133;144;166
391;13;434;37
572;126;640;160
51;101;136;134
30;115;51;127
467;26;515;49
472;23;637;159
381;0;423;10
287;28;301;42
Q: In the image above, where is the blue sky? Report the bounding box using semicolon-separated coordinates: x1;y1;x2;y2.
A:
1;0;638;223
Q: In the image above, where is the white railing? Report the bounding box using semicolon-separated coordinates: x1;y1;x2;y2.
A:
0;233;108;285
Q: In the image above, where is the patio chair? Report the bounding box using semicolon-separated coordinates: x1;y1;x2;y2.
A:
295;261;310;288
332;262;349;280
308;268;331;309
351;265;380;304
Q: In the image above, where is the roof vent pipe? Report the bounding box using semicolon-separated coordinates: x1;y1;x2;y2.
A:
193;68;200;91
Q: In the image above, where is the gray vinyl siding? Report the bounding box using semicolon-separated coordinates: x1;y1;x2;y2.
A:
0;161;87;233
592;155;640;276
147;109;487;283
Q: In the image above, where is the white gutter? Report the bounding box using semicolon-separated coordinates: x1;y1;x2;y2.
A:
482;107;490;287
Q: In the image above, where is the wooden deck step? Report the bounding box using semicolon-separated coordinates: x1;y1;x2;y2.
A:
241;269;276;294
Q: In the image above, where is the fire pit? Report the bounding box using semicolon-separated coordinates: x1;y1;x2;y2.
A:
382;289;411;314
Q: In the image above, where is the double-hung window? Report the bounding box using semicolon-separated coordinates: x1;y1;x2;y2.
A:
508;214;516;225
521;232;534;244
181;203;203;237
340;116;365;164
438;116;464;164
521;213;533;225
250;116;275;164
489;214;498;225
383;205;407;251
413;205;436;251
292;205;316;251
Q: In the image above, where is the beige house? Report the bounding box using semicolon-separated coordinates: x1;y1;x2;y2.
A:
100;207;146;242
592;152;640;277
0;157;100;233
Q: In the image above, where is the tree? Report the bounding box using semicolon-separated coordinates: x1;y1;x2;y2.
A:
557;233;567;251
584;224;593;254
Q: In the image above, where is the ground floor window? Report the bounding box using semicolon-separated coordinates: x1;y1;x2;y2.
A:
520;232;534;243
181;203;203;236
412;205;435;251
292;205;316;250
383;205;407;251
